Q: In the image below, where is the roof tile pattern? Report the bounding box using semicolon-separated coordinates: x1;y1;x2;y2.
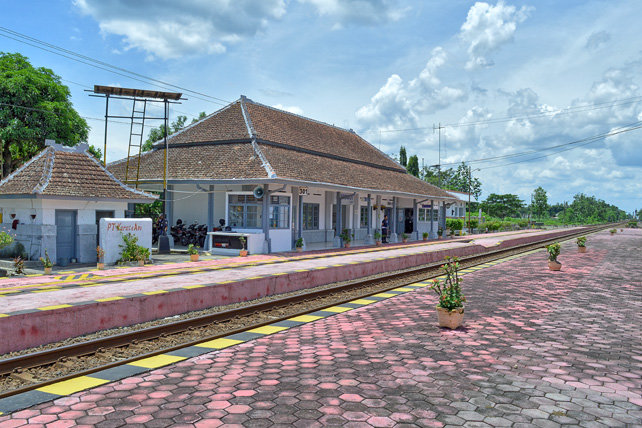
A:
109;97;455;199
247;102;403;170
0;147;155;201
109;144;268;181
163;103;249;145
259;144;454;198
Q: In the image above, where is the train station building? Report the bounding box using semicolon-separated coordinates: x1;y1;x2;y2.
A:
109;96;458;253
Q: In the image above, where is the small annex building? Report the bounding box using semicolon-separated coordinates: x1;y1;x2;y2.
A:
0;140;156;264
109;96;459;253
445;190;478;220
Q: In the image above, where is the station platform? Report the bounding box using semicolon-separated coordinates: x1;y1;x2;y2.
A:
0;228;587;354
0;227;639;424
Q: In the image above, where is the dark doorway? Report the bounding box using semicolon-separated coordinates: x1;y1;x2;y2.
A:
56;210;77;265
96;210;114;246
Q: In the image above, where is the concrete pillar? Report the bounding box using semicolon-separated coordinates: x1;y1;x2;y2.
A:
297;193;305;250
390;196;398;243
262;184;271;253
366;194;374;244
429;200;437;239
413;199;418;240
206;185;214;250
333;191;342;247
440;201;447;238
166;184;174;249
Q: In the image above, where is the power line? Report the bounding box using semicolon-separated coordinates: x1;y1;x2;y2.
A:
477;123;642;170
375;96;642;134
0;27;232;106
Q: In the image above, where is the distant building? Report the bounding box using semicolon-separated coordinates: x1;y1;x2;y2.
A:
445;190;478;220
109;96;460;252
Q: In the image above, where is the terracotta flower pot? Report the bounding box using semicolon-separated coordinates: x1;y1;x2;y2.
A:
296;247;303;253
436;306;464;329
423;237;428;241
97;262;105;270
578;247;586;253
344;242;351;248
375;241;382;247
190;253;199;262
44;267;52;275
402;238;408;243
138;259;145;267
239;250;248;257
548;260;562;271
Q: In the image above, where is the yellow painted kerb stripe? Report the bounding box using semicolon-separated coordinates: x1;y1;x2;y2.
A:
37;376;109;395
38;304;73;311
128;354;186;368
195;338;243;349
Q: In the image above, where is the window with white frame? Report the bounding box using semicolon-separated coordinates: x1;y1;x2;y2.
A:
418;207;438;222
269;195;290;229
228;194;262;228
302;203;319;230
360;206;369;228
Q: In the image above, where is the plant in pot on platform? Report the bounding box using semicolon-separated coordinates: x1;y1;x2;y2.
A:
401;233;409;243
295;237;304;252
135;246;150;267
96;246;105;270
610;228;617;235
576;236;587;253
430;256;466;329
374;231;382;246
239;236;248;257
546;242;561;271
422;232;429;241
40;249;53;275
187;244;200;261
437;227;444;240
340;229;352;248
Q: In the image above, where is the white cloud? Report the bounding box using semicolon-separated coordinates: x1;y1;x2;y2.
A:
298;0;407;27
273;104;305;115
356;47;467;133
460;1;532;70
74;0;287;59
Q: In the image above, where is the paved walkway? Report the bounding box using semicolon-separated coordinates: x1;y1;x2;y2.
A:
0;228;639;426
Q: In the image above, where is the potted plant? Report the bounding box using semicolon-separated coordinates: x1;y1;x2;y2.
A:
374;231;382;246
239;236;248;257
422;232;429;241
576;236;587;253
40;249;53;275
340;229;352;248
187;244;199;261
295;237;304;252
546;242;561;271
96;246;105;270
430;256;466;329
401;233;409;243
610;228;617;235
135;246;150;266
437;227;443;240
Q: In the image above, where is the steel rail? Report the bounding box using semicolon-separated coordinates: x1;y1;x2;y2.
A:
0;224;618;398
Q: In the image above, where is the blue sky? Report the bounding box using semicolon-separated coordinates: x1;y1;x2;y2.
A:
2;0;641;213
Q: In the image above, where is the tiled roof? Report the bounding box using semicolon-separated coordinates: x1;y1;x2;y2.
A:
0;143;156;201
110;97;455;200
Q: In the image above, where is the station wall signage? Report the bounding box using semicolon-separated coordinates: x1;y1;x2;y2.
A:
99;218;152;265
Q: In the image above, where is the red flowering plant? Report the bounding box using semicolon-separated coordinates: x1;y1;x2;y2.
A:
430;256;466;311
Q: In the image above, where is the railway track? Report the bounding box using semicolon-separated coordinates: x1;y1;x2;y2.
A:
0;224;616;398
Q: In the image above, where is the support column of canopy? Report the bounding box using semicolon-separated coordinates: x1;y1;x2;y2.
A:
262;184;271;253
297;191;305;250
366;193;374;245
333;191;342;248
440;200;447;238
205;185;214;251
412;198;418;240
429;199;437;239
390;196;398;243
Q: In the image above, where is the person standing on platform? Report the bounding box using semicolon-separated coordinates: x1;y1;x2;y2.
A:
382;214;389;243
157;213;168;236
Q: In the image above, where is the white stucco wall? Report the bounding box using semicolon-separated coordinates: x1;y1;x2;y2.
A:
99;218;153;265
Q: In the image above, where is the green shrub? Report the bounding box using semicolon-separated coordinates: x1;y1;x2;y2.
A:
576;236;586;247
0;231;13;249
119;233;150;263
446;218;463;232
546;242;561;262
465;219;478;229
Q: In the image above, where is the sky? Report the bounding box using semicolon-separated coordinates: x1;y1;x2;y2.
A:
1;0;641;213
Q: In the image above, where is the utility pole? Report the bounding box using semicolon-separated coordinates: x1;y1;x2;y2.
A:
467;165;471;235
433;123;444;187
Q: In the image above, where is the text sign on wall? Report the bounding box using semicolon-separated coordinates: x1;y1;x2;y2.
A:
99;218;152;265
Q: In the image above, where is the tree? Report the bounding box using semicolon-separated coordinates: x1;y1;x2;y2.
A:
481;193;525;219
532;186;548;219
0;52;89;178
399;146;407;167
141;112;206;152
407;155;419;177
450;162;482;200
420;165;455;187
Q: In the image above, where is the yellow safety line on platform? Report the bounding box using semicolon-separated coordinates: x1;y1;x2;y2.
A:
37;376;109;396
128;354;186;368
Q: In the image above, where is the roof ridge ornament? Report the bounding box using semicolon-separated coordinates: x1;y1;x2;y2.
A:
33;148;56;194
240;96;277;179
45;139;89;153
